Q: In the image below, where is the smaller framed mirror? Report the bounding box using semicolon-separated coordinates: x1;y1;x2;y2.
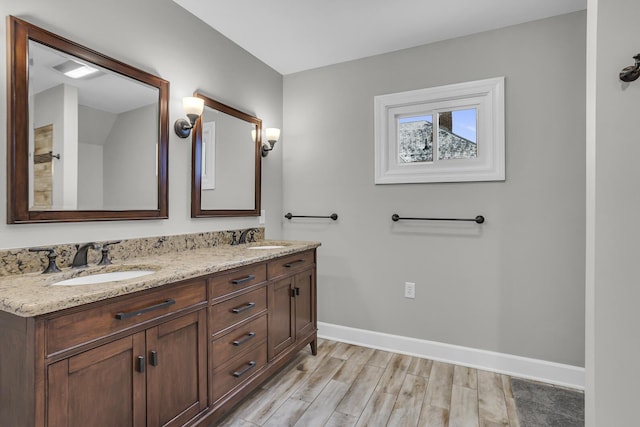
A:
191;93;261;217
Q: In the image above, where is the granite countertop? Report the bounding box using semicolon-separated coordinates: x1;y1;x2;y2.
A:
0;240;320;318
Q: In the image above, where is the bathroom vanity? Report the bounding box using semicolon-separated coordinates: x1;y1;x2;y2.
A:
0;240;319;426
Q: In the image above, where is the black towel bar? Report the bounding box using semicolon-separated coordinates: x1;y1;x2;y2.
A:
285;213;338;220
391;214;485;224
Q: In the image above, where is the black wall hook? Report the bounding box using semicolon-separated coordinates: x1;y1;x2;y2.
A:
619;54;640;82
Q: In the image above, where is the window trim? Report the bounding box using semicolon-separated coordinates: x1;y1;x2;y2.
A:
374;77;505;184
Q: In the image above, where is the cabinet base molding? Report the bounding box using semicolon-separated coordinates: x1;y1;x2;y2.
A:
318;321;584;390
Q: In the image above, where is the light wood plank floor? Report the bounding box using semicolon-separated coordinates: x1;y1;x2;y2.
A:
215;339;522;427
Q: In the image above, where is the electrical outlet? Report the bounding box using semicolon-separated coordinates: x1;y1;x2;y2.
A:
404;282;416;299
259;209;266;225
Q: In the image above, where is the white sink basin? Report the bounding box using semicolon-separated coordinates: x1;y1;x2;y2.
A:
247;245;286;250
52;270;156;286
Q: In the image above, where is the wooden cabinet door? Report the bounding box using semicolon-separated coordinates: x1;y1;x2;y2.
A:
47;334;146;427
294;269;316;340
145;309;208;427
268;276;295;359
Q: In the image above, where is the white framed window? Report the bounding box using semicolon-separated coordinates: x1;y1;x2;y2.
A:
374;77;505;184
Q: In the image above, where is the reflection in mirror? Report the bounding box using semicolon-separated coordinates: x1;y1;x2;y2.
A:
199;106;256;209
191;93;261;217
28;41;159;211
7;16;169;223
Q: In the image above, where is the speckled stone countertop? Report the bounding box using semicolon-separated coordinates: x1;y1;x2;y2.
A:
0;240;320;318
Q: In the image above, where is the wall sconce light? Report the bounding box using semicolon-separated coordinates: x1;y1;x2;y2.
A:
174;96;205;138
261;128;281;157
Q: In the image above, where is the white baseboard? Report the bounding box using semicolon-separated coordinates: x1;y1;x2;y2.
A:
317;321;584;390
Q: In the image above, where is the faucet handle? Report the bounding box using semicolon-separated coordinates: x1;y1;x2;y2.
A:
229;231;239;246
29;247;62;274
98;240;122;265
248;229;257;243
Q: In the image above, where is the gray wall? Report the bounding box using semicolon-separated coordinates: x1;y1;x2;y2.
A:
103;104;157;210
283;12;586;366
586;0;640;424
77;143;103;209
0;0;283;249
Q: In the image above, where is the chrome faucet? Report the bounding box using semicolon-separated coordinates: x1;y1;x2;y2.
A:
71;243;100;268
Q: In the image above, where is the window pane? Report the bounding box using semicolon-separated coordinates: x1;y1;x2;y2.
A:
437;109;477;160
398;115;433;163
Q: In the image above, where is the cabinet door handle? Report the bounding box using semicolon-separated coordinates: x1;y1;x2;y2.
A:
115;299;176;320
284;259;305;268
233;361;256;378
232;302;256;314
149;350;159;366
137;356;145;373
232;332;256;346
231;275;255;285
295;287;300;296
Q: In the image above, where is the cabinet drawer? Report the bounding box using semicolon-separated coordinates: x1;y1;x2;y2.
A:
211;342;267;403
209;264;266;301
211;314;267;368
210;287;267;335
45;279;206;356
267;250;315;279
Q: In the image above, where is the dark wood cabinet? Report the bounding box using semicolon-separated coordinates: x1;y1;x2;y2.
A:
208;264;269;406
293;269;315;343
146;310;208;427
267;252;317;360
268;275;296;358
45;306;207;427
47;334;145;427
0;248;317;427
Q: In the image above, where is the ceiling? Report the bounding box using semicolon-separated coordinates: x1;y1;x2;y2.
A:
174;0;587;75
30;41;158;114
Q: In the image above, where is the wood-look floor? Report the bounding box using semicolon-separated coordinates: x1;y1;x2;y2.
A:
215;339;522;427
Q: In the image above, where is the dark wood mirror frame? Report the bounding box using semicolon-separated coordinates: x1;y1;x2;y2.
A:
191;92;261;218
6;16;169;223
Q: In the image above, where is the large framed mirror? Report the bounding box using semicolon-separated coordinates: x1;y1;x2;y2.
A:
6;16;169;223
191;92;261;217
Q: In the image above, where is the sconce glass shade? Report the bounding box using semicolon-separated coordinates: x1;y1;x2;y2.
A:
183;96;205;118
262;127;281;157
175;96;205;138
266;127;281;143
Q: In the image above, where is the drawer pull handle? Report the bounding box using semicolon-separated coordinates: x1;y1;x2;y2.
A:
284;259;305;268
137;355;145;373
115;299;176;320
232;302;256;314
150;350;159;367
233;361;257;378
231;275;256;285
233;332;256;346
